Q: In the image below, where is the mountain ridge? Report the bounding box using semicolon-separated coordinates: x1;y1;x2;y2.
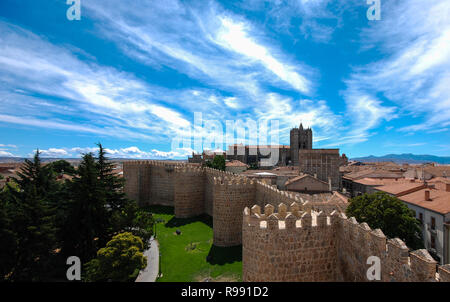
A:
351;153;450;164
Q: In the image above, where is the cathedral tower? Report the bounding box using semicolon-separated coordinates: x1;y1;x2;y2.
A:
290;122;313;165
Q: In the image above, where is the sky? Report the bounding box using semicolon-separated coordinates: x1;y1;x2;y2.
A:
0;0;449;159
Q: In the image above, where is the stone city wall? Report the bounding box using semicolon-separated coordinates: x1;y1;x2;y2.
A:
174;165;205;218
212;176;256;247
255;182;310;211
124;160;450;281
336;213;446;282
243;203;339;281
124;161;350;248
242;205;450;282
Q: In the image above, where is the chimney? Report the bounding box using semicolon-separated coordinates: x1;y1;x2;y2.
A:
328;177;332;192
425;190;431;201
446;183;450;192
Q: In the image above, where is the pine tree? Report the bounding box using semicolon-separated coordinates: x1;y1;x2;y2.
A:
4;151;58;281
62;153;109;262
0;190;18;280
96;143;138;236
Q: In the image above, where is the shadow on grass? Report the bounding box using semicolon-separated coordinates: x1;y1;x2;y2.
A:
165;214;213;228
206;245;242;265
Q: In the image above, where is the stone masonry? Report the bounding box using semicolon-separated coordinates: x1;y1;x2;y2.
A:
242;203;450;282
123;161;317;247
123;160;450;282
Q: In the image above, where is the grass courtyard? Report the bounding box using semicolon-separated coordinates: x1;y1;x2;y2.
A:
144;205;242;282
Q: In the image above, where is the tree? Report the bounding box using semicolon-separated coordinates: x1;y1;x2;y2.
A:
0;190;18;280
346;192;424;250
3;151;58;280
248;162;258;170
61;144;154;262
61;152;109;262
124;206;154;250
84;232;147;282
48;160;76;175
96;143;132;220
205;155;226;171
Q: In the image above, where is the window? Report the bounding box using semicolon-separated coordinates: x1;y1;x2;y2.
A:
431;217;436;230
419;213;423;224
430;235;436;249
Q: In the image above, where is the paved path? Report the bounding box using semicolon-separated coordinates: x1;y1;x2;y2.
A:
136;236;159;282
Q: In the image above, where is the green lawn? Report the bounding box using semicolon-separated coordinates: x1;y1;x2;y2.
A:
144;205;242;282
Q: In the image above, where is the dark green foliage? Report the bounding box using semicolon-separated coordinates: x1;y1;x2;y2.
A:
84;232;147;282
248;162;258;170
1;151;58;281
0;191;18;279
61;152;110;262
0;144;153;281
48;160;76;175
346;192;424;250
61;143;153;263
205;155;226;171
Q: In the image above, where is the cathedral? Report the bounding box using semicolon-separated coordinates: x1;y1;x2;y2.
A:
290;122;313;166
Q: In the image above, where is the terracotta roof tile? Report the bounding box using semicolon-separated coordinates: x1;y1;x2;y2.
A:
400;188;450;214
225;160;248;167
375;183;426;196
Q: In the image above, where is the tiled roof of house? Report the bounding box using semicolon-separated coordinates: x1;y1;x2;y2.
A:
344;168;404;180
285;174;329;186
400;188;450;215
375;182;426;196
225;160;248;167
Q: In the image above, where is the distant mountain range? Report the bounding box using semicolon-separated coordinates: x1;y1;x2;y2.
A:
351;154;450;164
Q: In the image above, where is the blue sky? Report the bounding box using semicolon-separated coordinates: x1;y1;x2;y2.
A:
0;0;449;159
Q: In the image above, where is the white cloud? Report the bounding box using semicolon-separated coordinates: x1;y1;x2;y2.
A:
215;17;310;93
32;148;69;158
340;92;397;144
223;97;240;109
0;21;191;142
0;151;15;157
33;146;194;159
347;0;450;133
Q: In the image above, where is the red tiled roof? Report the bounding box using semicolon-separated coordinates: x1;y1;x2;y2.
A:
375;183;426;196
400;188;450;214
226;160;248;167
285;174;328;186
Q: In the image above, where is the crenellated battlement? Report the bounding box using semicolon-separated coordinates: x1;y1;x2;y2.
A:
242;203;448;282
174;165;204;173
204;167;236;177
123;160;450;282
244;204;339;230
123;160;450;281
213;175;255;186
336;212;443;282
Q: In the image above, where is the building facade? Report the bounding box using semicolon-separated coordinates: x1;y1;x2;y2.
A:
298;149;341;190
